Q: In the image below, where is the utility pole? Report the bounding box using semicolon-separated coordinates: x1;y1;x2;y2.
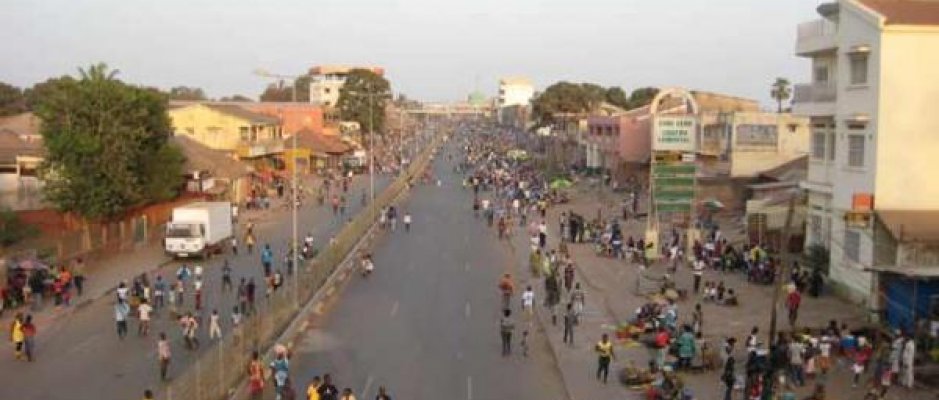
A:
368;86;375;202
763;193;797;400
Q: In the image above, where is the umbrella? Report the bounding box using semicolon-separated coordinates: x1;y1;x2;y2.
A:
550;179;572;190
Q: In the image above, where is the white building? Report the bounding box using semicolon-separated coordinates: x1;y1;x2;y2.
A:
795;0;939;305
308;65;385;107
497;77;534;108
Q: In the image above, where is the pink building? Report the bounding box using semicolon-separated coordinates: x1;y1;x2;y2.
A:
585;106;652;170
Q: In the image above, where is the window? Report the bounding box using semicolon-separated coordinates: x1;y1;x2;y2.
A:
810;215;823;243
848;135;865;167
812;132;826;159
827;133;836;161
239;126;249;141
849;53;868;85
844;230;860;262
813;65;829;83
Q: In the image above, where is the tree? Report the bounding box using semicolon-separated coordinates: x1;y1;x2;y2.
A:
337;69;392;134
0;82;27;116
259;80;293;102
770;77;792;113
258;74;311;102
34;63;184;220
627;87;660;109
219;94;254;102
531;81;603;126
24;77;76;110
168;86;207;101
0;207;38;247
604;87;630;110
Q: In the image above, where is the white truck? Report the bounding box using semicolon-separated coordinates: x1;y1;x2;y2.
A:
164;201;234;259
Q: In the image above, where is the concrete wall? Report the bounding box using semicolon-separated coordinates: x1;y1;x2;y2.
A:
243;103;324;136
875;27;939;210
729;113;810;177
169;104;280;151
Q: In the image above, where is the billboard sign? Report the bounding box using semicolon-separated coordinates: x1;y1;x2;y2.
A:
653;116;696;151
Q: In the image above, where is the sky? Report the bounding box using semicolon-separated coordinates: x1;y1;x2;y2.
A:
0;0;825;108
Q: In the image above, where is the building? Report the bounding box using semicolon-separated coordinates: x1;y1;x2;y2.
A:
585;106;653;176
283;129;354;174
168;103;284;160
308;65;385;108
698;112;811;178
170;135;252;202
497;77;534;108
0;113;45;210
794;0;939;305
171;101;325;138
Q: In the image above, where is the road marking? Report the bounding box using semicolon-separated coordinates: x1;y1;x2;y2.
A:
465;302;471;318
362;374;374;399
390;301;399;317
467;376;473;400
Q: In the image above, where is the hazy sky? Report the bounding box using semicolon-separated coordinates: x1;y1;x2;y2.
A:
0;0;825;108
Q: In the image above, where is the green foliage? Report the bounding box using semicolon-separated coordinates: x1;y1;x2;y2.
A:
0;208;38;247
337;69;392;134
627;87;660;109
168;86;207;101
604;87;630;109
34;63;183;220
219;94;254;102
258;74;311;102
0;82;27;116
770;77;792;113
24;77;76;110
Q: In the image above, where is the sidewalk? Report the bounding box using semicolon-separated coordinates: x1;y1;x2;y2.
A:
509;182;937;400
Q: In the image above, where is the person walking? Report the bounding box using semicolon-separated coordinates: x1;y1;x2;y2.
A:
137;299;153;336
570;282;585;325
10;313;25;360
157;332;171;381
209;309;222;340
595;333;615;383
231;236;239;255
182;312;199;350
403;211;412;233
222;260;233;293
72;258;86;297
500;309;515;356
521;286;535;319
21;314;36;362
721;346;736;400
692;257;705;293
498;273;514;312
563;303;576;345
901;337;916;388
248;351;265;399
153;276;166;310
261;244;274;276
115;300;130;340
677;325;696;370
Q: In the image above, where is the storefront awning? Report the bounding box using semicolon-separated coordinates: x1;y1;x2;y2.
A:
866;264;939;278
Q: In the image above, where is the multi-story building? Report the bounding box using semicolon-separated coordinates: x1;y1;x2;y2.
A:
497;77;534;108
698;112;810;178
795;0;939;304
168;103;284;160
308;65;385;108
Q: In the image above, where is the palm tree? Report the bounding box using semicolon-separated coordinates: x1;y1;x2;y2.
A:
78;62;119;82
770;77;792;113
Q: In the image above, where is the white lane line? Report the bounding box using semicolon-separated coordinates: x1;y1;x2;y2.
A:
390;301;400;317
467;376;473;400
362;374;374;399
465;302;471;318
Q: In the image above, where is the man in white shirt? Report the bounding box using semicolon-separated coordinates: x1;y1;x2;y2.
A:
521;286;535;318
137;300;153;336
403;212;412;232
692;258;705;293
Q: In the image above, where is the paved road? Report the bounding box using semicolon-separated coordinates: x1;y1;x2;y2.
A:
288;140;568;400
0;173;392;400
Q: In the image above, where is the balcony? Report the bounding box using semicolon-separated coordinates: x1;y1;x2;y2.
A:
793;82;837;116
796;19;838;56
237;139;285;159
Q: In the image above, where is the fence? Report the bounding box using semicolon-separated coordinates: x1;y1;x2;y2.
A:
159;133;443;400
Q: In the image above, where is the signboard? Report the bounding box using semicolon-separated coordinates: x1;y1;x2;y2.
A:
653;116;697;151
735;124;778;147
652;161;696;214
852;193;874;211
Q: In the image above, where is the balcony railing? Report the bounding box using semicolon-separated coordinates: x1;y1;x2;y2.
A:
796;19;838;54
793;82;837;104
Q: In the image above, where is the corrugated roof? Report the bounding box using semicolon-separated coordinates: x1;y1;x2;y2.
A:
287;129;352;154
170;135;252;179
857;0;939;25
203;104;281;124
0;129;44;165
0;112;42;137
878;209;939;242
759;155;809;182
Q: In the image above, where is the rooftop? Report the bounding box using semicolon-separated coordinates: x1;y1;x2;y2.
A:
287;129;352;154
857;0;939;25
499;77;533;86
201;104;281;124
170;135;252;180
308;65;385;76
877;209;939;242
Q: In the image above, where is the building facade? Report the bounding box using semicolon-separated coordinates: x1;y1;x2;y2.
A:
168;103;284;159
308;65;385;107
795;0;939;304
498;77;534;108
699;112;811;178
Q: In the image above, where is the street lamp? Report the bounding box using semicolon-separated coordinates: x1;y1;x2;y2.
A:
253;68;301;308
344;86;391;202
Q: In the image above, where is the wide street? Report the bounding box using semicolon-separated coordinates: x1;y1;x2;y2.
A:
0;172;392;399
288;139;568;399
